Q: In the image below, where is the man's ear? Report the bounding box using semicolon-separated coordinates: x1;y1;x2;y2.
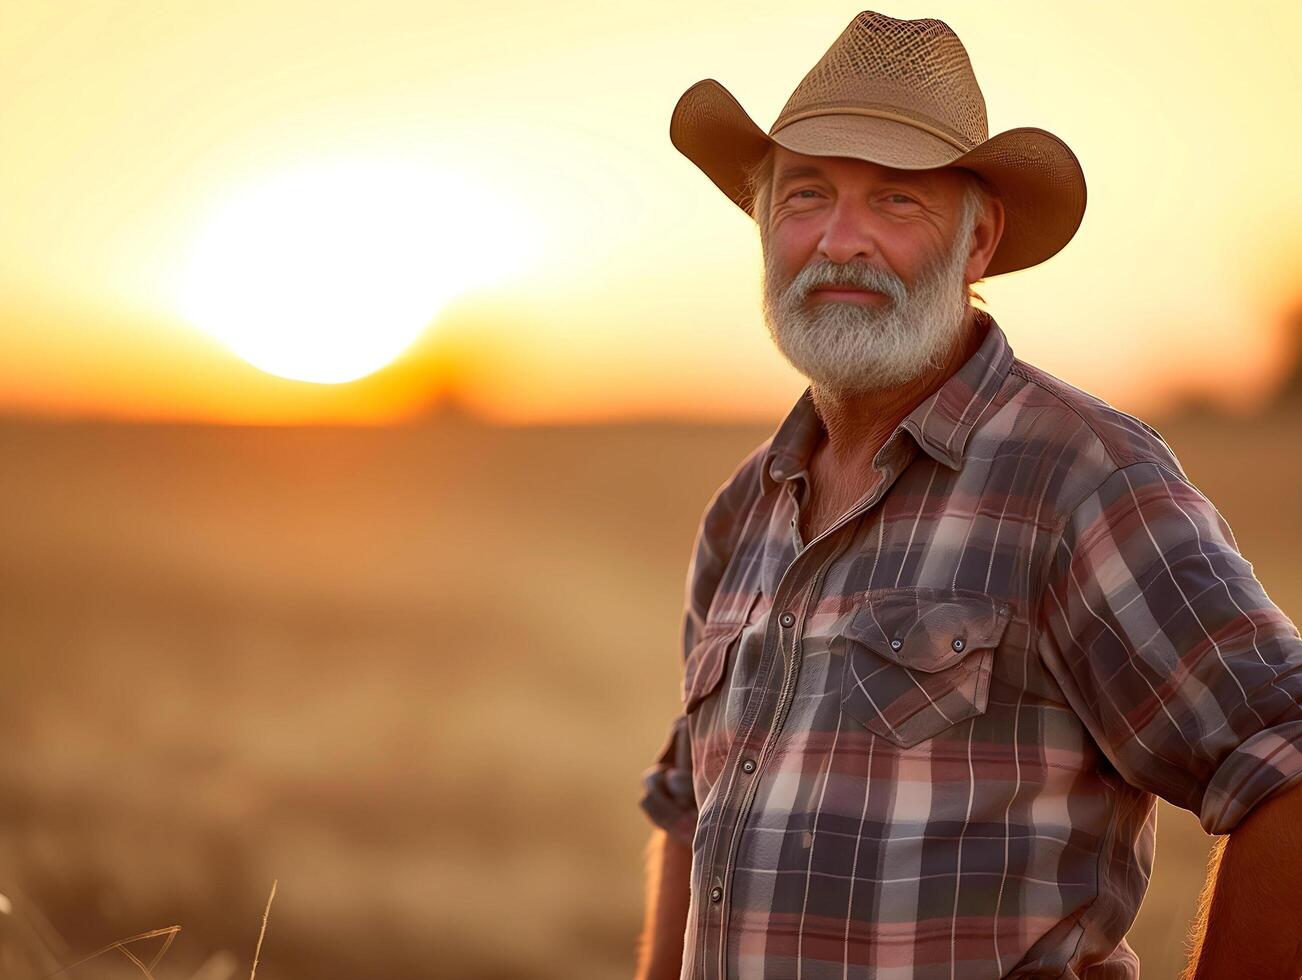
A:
965;194;1005;284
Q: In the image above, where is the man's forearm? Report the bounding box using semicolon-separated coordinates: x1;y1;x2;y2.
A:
1183;781;1302;979
635;828;693;980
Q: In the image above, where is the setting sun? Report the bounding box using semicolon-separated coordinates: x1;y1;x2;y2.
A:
177;159;537;384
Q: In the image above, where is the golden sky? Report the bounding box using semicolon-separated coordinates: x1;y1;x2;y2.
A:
3;1;1300;424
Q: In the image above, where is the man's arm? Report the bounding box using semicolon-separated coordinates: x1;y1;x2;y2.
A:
634;828;693;980
1037;460;1302;834
634;441;771;976
1036;459;1302;969
1183;780;1302;980
636;716;696;978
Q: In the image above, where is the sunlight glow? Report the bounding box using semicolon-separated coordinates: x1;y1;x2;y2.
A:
178;159;537;384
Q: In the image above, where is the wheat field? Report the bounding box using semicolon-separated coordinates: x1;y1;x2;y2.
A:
0;402;1297;978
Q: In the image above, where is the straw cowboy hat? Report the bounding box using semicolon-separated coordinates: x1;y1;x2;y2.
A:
670;10;1086;276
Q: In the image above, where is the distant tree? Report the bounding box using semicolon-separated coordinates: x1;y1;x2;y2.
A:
1272;302;1302;408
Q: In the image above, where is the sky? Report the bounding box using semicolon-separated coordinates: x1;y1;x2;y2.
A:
3;0;1300;424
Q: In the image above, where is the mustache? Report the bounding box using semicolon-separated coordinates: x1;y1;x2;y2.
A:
788;259;908;307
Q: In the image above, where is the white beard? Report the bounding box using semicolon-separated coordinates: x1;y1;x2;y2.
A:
761;212;976;396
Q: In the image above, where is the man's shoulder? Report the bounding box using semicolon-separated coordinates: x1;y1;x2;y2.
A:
1001;355;1187;485
702;436;773;522
685;436;774;589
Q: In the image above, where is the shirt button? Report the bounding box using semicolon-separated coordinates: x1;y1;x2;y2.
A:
779;612;796;628
710;886;723;903
889;638;903;651
741;758;756;773
952;637;966;652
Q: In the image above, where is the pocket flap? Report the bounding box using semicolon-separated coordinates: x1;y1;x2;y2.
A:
681;621;744;712
844;587;1011;672
680;588;761;712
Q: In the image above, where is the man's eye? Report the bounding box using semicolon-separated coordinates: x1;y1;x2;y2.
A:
885;193;916;204
787;189;822;201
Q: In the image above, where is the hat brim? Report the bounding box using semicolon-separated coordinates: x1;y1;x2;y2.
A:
670;78;1086;277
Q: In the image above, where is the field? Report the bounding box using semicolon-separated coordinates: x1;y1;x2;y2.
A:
1;403;1298;978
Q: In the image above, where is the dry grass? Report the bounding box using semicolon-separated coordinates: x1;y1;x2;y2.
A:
0;879;276;980
248;881;275;980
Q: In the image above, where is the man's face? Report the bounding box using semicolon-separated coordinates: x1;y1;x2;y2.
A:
760;146;987;395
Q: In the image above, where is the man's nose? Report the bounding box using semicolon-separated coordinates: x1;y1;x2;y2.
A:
817;198;878;265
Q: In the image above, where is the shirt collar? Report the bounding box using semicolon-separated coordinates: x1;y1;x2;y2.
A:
762;309;1015;491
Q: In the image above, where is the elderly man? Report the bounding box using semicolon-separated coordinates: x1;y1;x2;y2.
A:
636;11;1302;980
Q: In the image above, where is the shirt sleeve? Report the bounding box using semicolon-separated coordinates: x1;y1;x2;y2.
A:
1037;459;1302;835
639;713;698;845
638;441;769;841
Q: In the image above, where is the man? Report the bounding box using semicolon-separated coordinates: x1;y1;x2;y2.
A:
636;11;1302;980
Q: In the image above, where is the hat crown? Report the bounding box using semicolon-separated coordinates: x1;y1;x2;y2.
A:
773;11;989;151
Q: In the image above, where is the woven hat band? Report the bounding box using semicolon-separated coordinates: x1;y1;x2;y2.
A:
772;106;973;153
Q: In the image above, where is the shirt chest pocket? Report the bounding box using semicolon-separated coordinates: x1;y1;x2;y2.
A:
682;588;763;714
838;587;1011;749
682;621;746;713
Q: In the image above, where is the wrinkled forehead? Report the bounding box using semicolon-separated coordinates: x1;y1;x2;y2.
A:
771;146;968;196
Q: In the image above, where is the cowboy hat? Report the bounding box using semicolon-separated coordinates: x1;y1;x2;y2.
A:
669;10;1086;276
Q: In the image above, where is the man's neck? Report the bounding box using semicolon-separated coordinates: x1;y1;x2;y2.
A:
809;307;986;474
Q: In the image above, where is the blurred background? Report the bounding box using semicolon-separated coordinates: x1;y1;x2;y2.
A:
2;1;1300;977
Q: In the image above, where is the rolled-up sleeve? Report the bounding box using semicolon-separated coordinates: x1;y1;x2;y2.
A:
1037;460;1302;835
639;713;698;845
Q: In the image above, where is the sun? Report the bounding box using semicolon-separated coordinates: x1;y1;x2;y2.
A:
178;159;535;384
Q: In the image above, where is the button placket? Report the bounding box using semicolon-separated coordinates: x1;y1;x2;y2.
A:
703;460;906;978
699;425;921;977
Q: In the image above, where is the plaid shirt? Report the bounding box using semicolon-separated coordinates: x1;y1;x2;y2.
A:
639;309;1302;979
